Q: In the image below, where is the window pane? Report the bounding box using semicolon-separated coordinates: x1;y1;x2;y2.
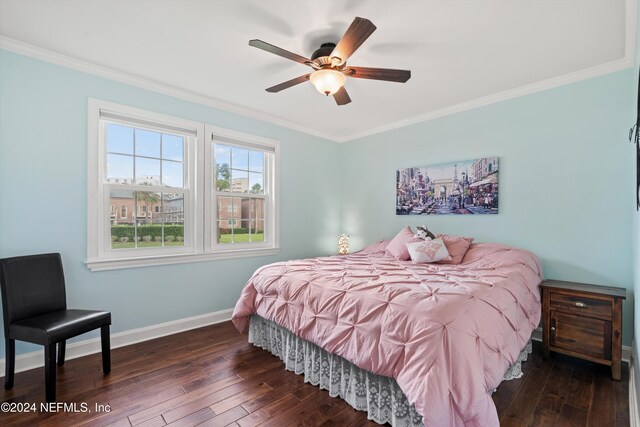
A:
135;191;161;224
107;154;133;183
162;134;183;161
254;198;265;220
240;197;253;242
107;123;133;155
162;160;183;188
232;198;241;218
249;151;264;172
253;219;265;242
231;146;248;170
249;219;265;242
233;225;250;243
215;145;231;191
249;172;263;194
135;128;161;158
217;196;233;221
162;193;184;247
217;196;242;244
136;226;162;246
241;198;255;220
218;220;233;244
110;190;135;249
136;157;161;185
136;191;162;247
215;144;231;166
231;169;248;192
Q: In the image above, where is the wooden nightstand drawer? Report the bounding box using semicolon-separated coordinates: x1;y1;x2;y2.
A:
549;291;612;318
550;311;610;360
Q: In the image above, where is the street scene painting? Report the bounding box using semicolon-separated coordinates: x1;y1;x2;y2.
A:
396;157;499;215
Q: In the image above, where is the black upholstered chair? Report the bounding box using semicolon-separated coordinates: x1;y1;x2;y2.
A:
0;253;111;402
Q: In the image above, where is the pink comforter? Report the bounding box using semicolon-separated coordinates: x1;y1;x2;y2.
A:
232;243;543;426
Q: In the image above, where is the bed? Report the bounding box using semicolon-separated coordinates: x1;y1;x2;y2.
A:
232;241;543;426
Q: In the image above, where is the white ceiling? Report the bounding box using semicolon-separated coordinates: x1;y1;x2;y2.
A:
0;0;635;142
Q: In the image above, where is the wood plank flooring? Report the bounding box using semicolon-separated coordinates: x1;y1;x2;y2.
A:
0;321;630;426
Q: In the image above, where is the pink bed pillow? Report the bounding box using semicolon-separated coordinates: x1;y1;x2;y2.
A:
385;226;420;260
435;234;474;264
406;238;452;263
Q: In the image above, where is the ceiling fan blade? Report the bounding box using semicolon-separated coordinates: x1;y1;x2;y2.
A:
249;39;311;65
265;74;311;93
331;17;377;63
333;87;352;106
345;66;411;83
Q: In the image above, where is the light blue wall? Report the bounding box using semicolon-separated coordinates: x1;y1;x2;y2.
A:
341;69;636;345
0;50;342;357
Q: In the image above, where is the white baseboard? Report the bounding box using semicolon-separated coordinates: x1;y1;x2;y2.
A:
0;308;234;376
630;342;640;427
531;327;631;363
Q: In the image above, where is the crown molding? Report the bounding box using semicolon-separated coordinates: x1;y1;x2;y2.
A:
0;36;340;143
1;0;637;145
338;56;634;143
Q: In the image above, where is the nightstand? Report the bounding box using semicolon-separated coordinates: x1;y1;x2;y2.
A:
541;280;626;380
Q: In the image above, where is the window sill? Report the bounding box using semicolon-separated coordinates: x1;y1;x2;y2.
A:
85;247;281;271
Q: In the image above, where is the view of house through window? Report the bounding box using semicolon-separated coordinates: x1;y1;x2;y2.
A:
106;123;186;249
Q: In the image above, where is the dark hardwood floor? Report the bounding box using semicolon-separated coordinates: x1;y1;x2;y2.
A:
0;321;630;426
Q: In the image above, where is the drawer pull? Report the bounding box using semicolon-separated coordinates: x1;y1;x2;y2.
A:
550;326;556;331
575;301;587;308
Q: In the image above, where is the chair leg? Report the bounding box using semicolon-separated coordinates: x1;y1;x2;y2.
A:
44;344;56;402
101;325;111;375
57;341;66;367
5;339;15;390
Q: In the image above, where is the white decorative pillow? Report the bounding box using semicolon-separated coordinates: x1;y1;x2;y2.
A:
405;238;452;263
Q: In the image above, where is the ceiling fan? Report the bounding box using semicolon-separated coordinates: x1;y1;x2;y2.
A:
249;17;411;106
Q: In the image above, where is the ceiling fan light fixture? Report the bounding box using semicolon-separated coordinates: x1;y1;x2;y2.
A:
250;17;410;105
309;69;346;96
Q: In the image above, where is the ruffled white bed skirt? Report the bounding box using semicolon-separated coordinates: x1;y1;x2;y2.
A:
248;315;532;426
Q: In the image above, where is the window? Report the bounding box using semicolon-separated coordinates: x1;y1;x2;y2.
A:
207;124;278;253
87;100;279;271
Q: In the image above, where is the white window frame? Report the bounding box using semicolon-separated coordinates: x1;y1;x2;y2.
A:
86;99;279;271
206;124;280;255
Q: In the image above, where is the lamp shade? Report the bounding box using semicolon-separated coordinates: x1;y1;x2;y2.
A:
310;69;346;96
338;234;350;255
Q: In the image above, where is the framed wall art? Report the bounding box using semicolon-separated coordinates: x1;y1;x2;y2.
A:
396;157;499;215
